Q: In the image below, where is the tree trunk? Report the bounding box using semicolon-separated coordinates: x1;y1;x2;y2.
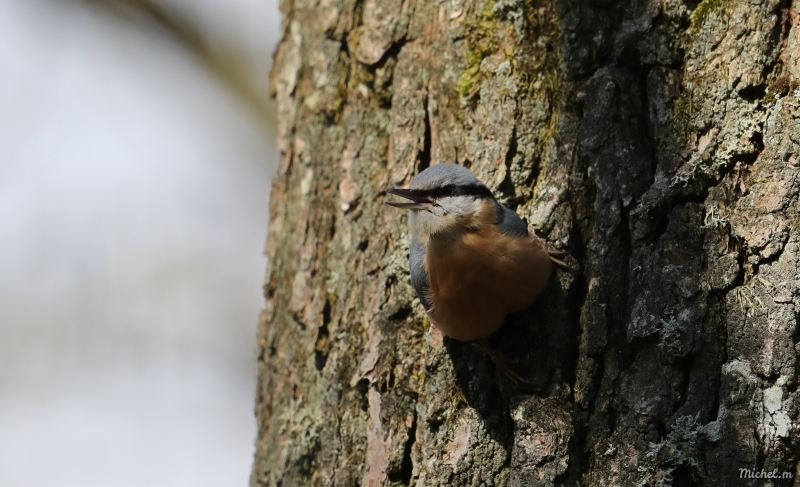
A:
252;0;800;485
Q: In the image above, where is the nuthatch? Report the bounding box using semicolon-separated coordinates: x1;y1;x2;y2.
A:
386;163;562;380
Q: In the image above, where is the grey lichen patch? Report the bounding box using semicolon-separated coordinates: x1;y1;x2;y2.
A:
657;316;687;362
702;204;728;230
637;416;706;487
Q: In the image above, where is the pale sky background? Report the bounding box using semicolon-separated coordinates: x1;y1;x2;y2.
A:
0;0;281;485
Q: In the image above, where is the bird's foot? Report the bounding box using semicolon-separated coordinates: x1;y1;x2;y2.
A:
547;249;576;271
472;340;531;386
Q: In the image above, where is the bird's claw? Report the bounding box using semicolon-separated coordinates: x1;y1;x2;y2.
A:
473;340;532;385
547;249;577;271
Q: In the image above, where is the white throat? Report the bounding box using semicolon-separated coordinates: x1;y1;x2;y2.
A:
409;196;486;245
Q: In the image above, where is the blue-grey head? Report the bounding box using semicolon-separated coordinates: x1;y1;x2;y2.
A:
385;163;496;243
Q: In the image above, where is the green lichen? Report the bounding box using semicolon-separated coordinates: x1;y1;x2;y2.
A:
671;91;693;137
456;0;502;98
765;75;800;104
688;0;724;34
521;2;563;95
519;0;565;156
456;0;565;107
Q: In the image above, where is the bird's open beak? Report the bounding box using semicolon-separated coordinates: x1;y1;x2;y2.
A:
385;188;432;210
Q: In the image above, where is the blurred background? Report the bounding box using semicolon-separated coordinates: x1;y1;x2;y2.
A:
0;0;280;485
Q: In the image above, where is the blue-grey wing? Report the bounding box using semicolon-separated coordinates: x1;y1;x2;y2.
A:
409;237;432;310
495;202;530;238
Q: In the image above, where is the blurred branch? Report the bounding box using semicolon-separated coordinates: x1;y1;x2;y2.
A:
82;0;276;136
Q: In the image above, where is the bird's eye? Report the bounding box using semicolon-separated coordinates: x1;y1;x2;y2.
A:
439;186;455;197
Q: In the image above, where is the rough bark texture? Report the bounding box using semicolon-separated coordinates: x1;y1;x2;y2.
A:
252;0;800;485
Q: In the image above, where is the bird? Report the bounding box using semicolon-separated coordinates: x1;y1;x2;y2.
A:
385;163;563;382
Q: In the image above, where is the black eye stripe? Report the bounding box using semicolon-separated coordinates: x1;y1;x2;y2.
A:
412;184;494;199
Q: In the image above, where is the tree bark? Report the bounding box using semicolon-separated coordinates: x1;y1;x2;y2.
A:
252;0;800;485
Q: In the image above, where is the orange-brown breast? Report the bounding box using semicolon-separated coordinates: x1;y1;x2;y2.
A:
423;203;552;342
